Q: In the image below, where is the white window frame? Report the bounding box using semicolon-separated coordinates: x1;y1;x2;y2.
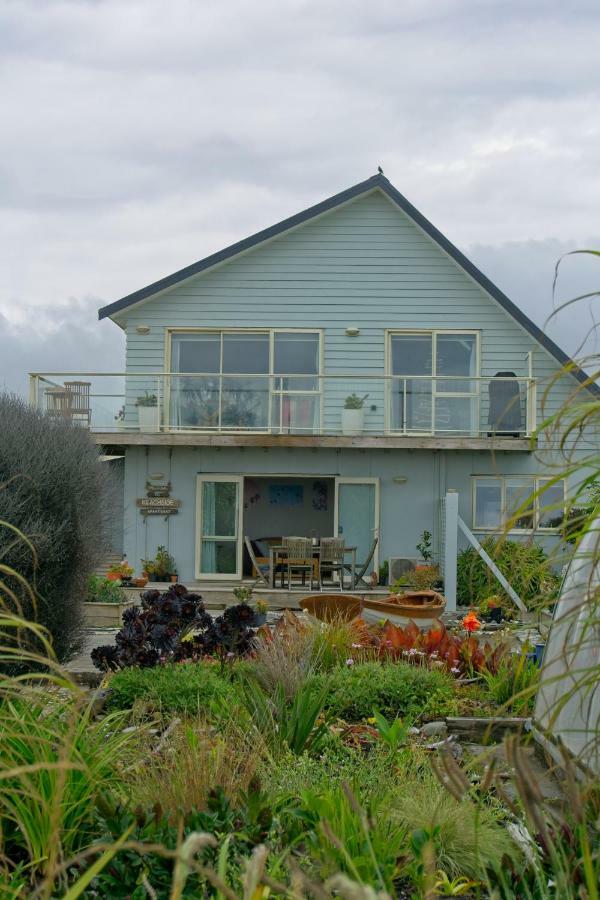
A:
166;328;323;433
195;474;244;580
472;475;567;533
385;329;480;435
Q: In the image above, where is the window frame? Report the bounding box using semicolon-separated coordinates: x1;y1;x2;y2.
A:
472;475;566;533
385;329;481;434
166;327;323;433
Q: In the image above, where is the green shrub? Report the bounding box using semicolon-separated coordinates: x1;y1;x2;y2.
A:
106;662;239;717
0;393;116;662
456;538;560;608
481;651;540;715
86;574;125;604
265;741;398;804
312;661;457;723
394;782;515;880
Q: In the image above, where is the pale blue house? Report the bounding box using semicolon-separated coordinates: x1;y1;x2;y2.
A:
30;174;597;588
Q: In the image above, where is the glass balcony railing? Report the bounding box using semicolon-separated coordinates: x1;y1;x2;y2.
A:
28;372;537;438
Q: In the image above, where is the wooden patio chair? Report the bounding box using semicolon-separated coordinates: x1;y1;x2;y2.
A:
319;537;347;591
64;381;92;427
343;536;379;589
244;536;270;586
282;537;314;590
45;386;72;419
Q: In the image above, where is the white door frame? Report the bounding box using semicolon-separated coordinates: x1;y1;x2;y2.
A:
334;477;380;570
195;474;244;580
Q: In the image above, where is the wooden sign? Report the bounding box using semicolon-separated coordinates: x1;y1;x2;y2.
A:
137;497;181;517
145;481;172;498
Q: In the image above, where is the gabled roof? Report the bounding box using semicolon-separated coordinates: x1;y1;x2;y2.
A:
98;173;597;394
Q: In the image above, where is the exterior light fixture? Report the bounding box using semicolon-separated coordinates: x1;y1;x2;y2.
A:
345;326;360;336
135;325;151;335
393;476;408;484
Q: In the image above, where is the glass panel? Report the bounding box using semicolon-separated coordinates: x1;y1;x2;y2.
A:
274;333;319;390
391;379;432;432
391;334;433;376
271;395;319;434
474;480;502;529
538;480;565;529
171;333;220;373
434;395;476;433
202;481;238;536
200;540;237;574
337;483;376;575
221;376;269;429
435;333;477;392
222;333;269;374
505;477;535;530
170;375;220;428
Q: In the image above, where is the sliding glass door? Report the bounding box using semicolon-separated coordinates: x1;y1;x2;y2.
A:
334;478;380;576
196;476;243;579
169;330;321;433
389;331;479;434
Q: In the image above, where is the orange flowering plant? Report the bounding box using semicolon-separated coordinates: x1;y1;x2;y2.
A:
462;611;481;633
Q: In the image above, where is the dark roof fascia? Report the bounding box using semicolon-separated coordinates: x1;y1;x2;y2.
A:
98;173;598;395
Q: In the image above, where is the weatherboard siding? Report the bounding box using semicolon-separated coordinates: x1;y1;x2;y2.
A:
118;189;577;438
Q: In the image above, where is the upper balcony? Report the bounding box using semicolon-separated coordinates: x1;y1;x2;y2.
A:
28;371;536;450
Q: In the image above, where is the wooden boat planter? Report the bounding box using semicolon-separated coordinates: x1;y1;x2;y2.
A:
300;590;445;629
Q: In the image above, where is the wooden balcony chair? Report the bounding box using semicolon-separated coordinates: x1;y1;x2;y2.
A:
343;536;379;589
319;537;347;591
244;536;270;586
44;386;72;419
64;381;92;427
282;537;315;590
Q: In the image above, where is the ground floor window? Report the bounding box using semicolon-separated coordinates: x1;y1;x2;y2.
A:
472;476;565;532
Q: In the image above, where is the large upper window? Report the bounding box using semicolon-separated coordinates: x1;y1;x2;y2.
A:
473;476;565;532
389;331;478;434
169;330;321;432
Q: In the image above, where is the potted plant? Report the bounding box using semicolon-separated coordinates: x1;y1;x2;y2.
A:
136;391;159;432
83;575;136;627
141;546;177;582
253;598;268;626
107;560;135;585
341;393;369;435
416;530;433;563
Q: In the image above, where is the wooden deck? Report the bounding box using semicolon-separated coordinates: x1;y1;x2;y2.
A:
124;582;390;609
93;431;533;452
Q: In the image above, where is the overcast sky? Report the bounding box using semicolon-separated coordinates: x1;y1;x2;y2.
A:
1;0;599;394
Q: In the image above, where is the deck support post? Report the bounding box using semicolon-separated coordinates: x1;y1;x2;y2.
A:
443;490;458;612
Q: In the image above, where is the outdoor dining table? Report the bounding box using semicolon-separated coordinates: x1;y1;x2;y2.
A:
268;542;357;590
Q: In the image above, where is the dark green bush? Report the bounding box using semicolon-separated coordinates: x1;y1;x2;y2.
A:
312;661;457;723
106;662;239;716
456;537;560;608
0;393;116;662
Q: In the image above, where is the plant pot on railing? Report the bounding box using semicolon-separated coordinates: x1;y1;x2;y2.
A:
136;392;159;432
341;393;368;436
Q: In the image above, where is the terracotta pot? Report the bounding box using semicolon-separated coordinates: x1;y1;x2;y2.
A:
170;574;178;583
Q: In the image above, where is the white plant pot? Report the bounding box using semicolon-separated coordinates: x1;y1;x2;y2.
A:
138;405;159;432
341;407;365;436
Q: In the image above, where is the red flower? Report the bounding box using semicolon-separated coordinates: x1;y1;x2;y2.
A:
462;612;481;633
